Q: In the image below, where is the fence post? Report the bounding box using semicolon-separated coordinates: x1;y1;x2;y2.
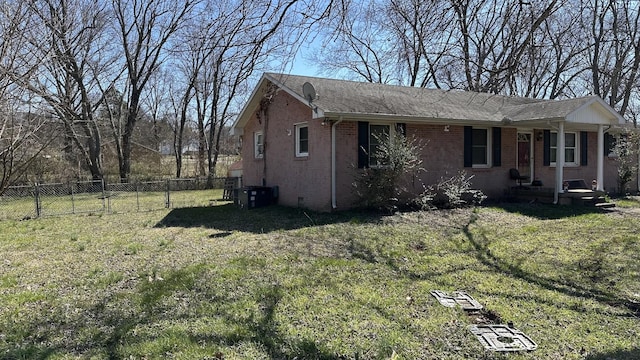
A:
165;179;170;208
34;183;41;218
71;182;76;214
101;179;107;214
136;182;140;211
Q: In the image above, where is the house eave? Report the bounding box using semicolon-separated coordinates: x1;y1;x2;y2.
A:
322;111;505;126
231;76;270;135
231;73;324;134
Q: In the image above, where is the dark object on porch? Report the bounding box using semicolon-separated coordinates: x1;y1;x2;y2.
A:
564;179;588;189
509;168;529;187
531;180;543;187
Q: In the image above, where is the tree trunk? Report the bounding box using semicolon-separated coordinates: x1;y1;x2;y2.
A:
119;105;138;182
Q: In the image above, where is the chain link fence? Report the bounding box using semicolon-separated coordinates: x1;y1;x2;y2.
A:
0;177;240;220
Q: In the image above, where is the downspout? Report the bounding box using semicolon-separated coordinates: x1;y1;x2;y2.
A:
331;117;344;210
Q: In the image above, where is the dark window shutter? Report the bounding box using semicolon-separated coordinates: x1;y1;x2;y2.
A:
357;121;369;168
492;127;501;167
395;123;406;137
543;130;551;166
463;126;473;167
580;131;588;166
604;133;613;156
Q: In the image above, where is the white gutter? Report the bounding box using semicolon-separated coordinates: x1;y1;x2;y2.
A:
331;117;344;210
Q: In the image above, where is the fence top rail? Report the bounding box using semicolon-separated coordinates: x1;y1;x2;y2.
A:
4;185;33;189
4;177;240;190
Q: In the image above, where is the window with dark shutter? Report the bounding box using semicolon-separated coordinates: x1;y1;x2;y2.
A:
463;126;473;167
464;126;491;167
492;127;501;167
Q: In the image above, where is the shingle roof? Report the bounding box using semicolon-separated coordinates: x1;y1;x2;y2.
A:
501;96;601;121
265;73;604;123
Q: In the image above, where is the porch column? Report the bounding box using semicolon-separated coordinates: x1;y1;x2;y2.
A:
554;122;565;204
597;125;604;191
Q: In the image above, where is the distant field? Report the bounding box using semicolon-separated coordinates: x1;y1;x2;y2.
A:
0;200;638;359
160;155;240;178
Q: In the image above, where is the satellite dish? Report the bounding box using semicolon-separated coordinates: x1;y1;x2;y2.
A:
302;82;317;103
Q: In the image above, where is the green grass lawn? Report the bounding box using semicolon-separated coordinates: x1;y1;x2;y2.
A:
0;200;639;359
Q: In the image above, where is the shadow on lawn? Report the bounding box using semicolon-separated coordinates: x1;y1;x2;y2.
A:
585;348;640;360
494;202;608;219
1;264;343;359
461;213;640;318
156;204;383;233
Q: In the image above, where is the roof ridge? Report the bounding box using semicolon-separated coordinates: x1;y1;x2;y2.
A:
265;72;550;103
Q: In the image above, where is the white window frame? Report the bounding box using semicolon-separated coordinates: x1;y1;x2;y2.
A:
295;123;309;157
368;123;391;168
550;131;579;166
254;131;264;159
472;127;491;168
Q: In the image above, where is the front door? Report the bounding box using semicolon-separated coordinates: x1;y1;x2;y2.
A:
517;132;533;183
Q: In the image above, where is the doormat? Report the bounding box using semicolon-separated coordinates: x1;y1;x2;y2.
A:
469;324;537;352
430;290;483;311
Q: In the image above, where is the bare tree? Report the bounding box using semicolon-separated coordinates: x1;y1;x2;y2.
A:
171;19;209;178
111;0;199;182
142;69;174;157
511;3;589;99
584;0;640;119
0;2;54;192
313;0;560;92
165;0;327;182
387;0;454;87
21;0;111;180
143;66;200;178
448;0;559;93
209;0;324;181
314;1;394;83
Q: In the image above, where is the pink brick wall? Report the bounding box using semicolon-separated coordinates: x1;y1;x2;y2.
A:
334;123;515;208
241;91;332;210
241;89;634;211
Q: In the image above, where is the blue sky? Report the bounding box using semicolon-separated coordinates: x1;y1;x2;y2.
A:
282;41;322;78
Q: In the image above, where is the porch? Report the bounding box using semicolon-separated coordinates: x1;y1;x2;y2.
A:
508;187;615;208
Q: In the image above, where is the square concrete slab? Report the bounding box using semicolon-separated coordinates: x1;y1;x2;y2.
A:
469;324;537;352
430;290;483;310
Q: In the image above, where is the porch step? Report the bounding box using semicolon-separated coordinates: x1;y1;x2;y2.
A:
595;202;616;209
576;195;616;209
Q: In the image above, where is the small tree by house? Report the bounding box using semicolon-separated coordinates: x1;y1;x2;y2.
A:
352;131;425;212
612;129;640;195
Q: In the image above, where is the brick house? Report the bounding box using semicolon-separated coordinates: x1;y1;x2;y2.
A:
231;73;629;212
